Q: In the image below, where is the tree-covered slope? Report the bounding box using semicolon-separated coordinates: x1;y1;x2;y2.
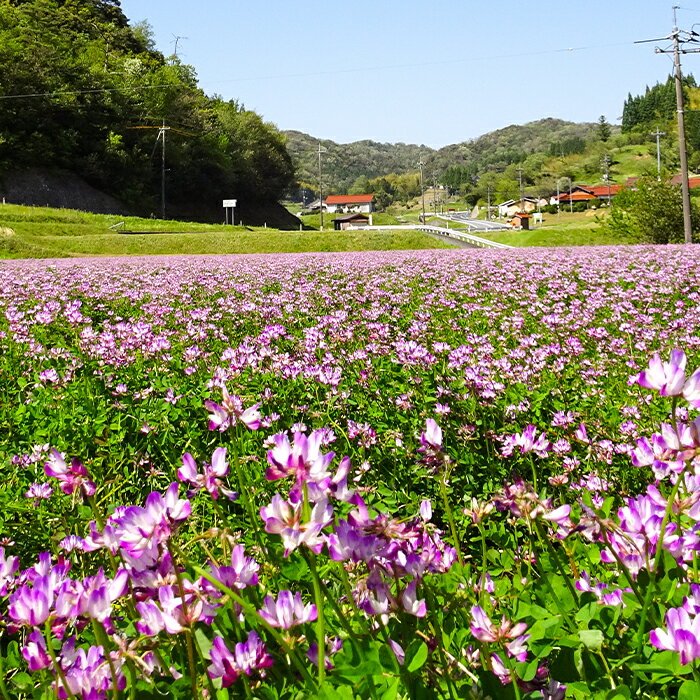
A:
0;0;295;222
285;118;598;198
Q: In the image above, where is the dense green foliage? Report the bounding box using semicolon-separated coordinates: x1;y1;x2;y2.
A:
621;76;689;132
600;176;700;243
0;0;294;219
284;129;427;196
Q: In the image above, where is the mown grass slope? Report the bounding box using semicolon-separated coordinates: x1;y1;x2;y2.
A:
0;205;454;258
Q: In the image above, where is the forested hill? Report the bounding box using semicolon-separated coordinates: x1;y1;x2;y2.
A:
286;118;598;196
0;0;295;224
284;130;432;197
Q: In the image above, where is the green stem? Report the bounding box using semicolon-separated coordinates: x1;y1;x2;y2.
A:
0;647;11;700
231;449;266;555
192;626;219;699
476;522;489;605
635;475;684;657
599;528;644;606
596;650;617;690
439;471;464;568
535;521;578;602
167;542;199;699
124;659;137;700
499;647;522;700
44;621;75;700
317;576;360;643
526;529;572;630
304;552;326;683
529;454;538;493
425;589;457;700
91;620;119;700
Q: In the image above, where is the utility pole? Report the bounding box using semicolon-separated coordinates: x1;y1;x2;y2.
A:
556;180;560;217
671;21;693;243
432;172;438;214
317;143;326;231
652;128;665;180
160;119;167;219
638;8;700;243
569;178;573;214
418;157;426;224
602;154;612;206
517;167;524;210
172;35;188;58
487;186;492;221
127;122;193;220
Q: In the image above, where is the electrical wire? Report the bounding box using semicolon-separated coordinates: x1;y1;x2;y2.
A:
0;40;637;101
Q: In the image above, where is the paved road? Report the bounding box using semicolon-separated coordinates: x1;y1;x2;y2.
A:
436;212;512;232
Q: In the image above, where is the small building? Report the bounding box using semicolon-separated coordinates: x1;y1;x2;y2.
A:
305;198;324;212
498;197;539;218
334;213;370;230
325;194;375;214
509;212;530;230
556;184;622;206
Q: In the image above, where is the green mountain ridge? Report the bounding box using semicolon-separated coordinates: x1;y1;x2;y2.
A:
285;118;599;196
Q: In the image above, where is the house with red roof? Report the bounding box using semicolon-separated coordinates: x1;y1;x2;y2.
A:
556;184;622;206
324;194;375;214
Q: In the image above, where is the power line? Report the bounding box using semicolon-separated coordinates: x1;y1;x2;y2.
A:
0;82;195;101
0;40;635;102
637;9;700;243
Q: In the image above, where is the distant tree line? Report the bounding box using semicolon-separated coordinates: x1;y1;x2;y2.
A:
0;0;294;219
621;77;687;132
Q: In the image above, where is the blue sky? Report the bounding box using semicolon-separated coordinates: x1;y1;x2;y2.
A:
119;0;700;148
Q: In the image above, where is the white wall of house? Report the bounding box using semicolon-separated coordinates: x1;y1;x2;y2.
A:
326;201;374;214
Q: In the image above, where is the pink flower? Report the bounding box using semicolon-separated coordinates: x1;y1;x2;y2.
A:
177;447;237;501
260;493;331;556
401;580;427;617
470;605;529;660
651;606;700;664
420;418;443;450
44;449;96;498
636;350;687;397
258;590;317;629
22;631;51;671
205;386;261;431
265;430;335;484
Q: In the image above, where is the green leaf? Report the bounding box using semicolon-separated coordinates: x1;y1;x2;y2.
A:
406;641;428;673
578;629;604;650
10;672;32;691
679;680;700;700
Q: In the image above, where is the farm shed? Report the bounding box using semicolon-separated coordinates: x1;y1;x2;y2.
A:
334;213;370;230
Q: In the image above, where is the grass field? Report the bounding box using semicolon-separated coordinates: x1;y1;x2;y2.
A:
0;204;454;258
472;209;635;247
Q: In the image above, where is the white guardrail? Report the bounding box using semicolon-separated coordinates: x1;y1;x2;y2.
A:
346;224;513;249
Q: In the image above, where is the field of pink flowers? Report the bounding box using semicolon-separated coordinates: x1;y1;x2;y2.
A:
0;246;700;699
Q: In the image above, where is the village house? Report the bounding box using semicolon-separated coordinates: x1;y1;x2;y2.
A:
497;197;540;218
324;194;375;214
333;213;371;230
555;184;622;206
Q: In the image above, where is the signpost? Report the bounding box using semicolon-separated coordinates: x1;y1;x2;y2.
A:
222;199;237;226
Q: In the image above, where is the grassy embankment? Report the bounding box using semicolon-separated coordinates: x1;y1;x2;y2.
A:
386;208;631;247
473;210;636;247
0;205;454;258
